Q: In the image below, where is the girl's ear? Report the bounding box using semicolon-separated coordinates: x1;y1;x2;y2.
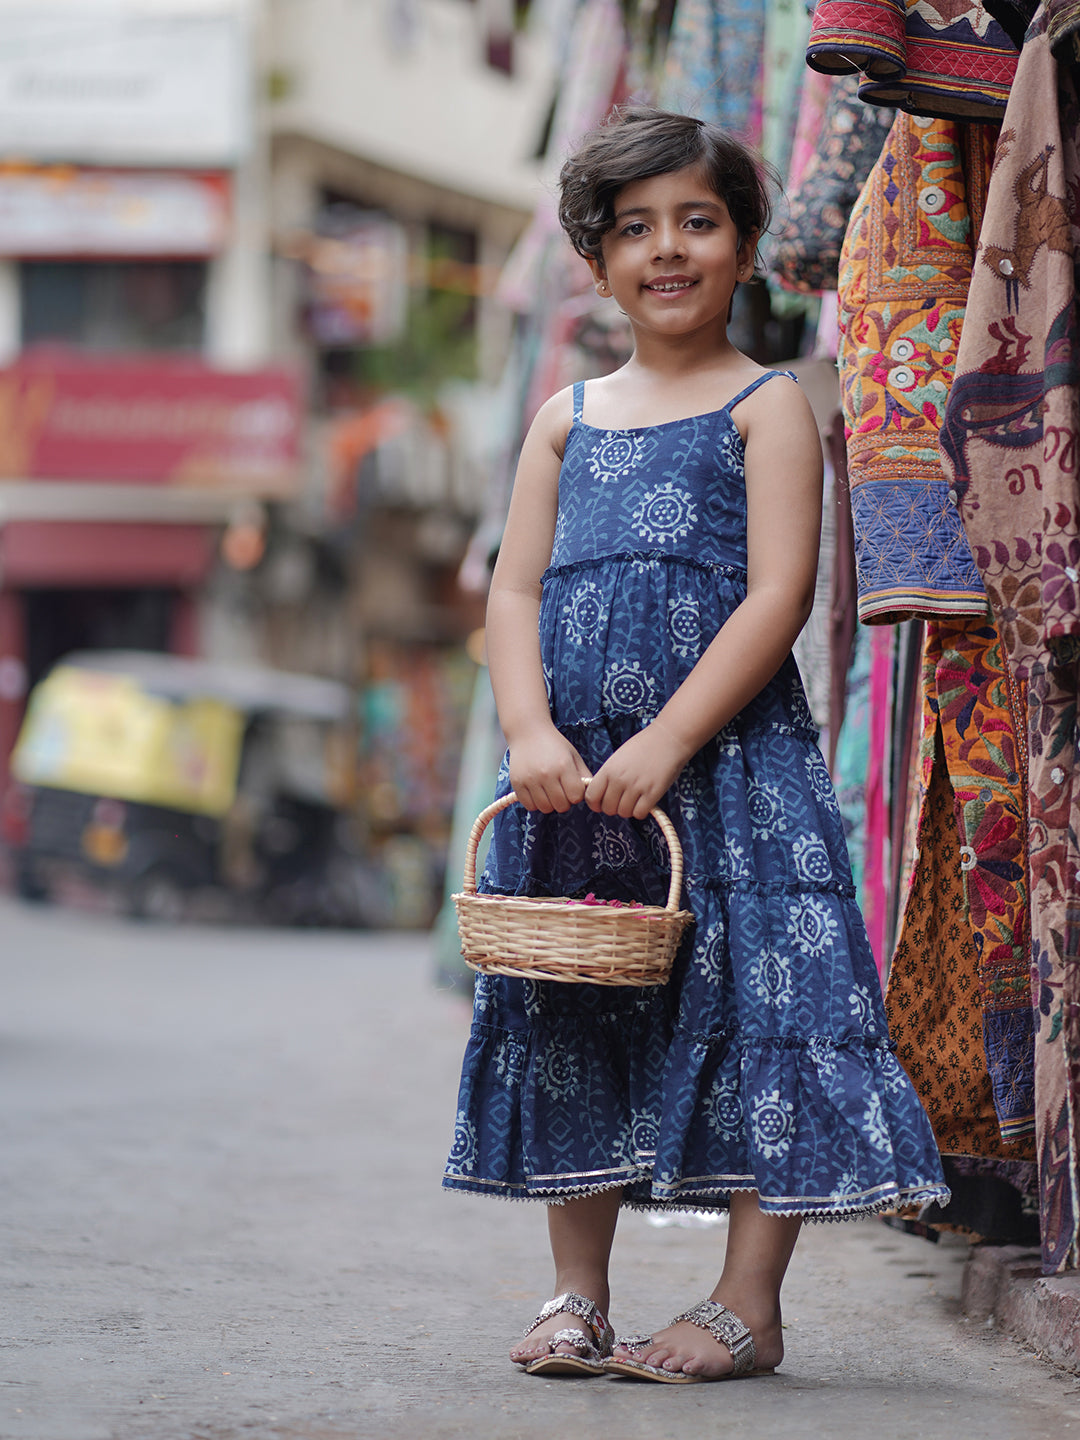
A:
585;255;611;298
737;229;760;282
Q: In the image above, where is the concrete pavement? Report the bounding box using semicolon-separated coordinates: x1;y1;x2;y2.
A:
2;896;1079;1439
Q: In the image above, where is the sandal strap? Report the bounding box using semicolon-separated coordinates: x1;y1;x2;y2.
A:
548;1327;596;1356
522;1291;614;1355
671;1300;757;1376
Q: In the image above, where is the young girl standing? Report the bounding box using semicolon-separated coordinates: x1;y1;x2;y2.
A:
444;107;948;1383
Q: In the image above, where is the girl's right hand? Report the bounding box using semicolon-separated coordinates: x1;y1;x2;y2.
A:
508;725;591;813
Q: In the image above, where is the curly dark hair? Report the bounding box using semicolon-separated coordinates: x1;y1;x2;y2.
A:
558;106;776;267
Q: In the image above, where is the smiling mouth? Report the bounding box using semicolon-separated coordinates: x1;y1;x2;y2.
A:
645;279;696;293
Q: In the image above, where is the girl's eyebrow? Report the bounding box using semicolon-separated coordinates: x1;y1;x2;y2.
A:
613;199;725;221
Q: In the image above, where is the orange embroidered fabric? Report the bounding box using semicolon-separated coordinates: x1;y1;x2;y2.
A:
886;737;1036;1161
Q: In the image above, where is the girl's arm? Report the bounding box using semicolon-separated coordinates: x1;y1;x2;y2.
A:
487;388;592;813
586;376;823;819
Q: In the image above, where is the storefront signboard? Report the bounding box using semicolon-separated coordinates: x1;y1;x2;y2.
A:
0;351;301;496
0;6;250;167
0;166;231;256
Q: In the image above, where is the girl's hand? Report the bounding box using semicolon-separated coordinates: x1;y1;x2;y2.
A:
585;721;689;819
508;725;592;813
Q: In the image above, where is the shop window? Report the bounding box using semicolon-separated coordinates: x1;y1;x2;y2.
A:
21;260;207;352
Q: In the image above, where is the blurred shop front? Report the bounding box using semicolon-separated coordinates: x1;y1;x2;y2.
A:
0;352;300;781
0;2;290;779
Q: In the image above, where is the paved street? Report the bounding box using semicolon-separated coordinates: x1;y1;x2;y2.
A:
2;897;1080;1440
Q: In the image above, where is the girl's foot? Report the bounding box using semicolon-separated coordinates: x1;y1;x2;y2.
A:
510;1291;612;1368
611;1293;783;1379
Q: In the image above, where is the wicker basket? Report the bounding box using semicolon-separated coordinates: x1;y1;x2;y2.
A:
453;791;694;986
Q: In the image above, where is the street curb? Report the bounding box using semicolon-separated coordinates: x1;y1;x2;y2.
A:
962;1244;1080;1373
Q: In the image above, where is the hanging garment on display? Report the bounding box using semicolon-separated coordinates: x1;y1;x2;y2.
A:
922;617;1033;1141
837;113;994;625
886;730;1034;1159
787;66;834;191
773;76;895;295
761;0;813;177
938;3;1080;1273
659;0;765;138
807;0;1019;120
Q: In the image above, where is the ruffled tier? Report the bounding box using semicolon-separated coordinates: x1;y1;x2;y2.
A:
443;988;948;1218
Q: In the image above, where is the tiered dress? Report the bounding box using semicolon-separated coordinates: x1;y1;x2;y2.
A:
443;372;949;1218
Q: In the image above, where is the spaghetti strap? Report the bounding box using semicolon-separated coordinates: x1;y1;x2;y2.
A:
723;370;794;412
572;381;585;423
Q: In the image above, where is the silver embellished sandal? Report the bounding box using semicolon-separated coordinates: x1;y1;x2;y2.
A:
514;1291;614;1376
603;1299;774;1383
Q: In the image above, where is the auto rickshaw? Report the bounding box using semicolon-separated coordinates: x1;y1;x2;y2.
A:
4;650;374;924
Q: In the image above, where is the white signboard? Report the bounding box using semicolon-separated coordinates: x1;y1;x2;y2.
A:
0;6;250;167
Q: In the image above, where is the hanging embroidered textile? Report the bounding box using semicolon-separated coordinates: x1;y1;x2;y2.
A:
807;0;1019;120
886;731;1029;1158
773;75;895;295
938;3;1080;1273
922;616;1033;1141
837;112;994;625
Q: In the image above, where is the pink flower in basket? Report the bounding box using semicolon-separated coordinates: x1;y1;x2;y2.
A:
566;893;644;909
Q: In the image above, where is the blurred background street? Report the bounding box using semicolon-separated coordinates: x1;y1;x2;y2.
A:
3;893;1080;1440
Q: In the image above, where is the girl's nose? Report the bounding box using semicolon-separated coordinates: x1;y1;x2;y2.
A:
652;224;686;260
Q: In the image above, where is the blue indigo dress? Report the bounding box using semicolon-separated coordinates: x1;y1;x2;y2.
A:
444;372;949;1219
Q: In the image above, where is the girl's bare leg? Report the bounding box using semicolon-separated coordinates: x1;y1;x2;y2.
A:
612;1189;801;1377
509;1189;622;1364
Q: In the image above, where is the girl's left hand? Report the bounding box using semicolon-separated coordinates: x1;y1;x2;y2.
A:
585;722;688;819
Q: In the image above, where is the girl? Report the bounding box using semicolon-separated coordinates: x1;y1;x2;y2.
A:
444;106;948;1384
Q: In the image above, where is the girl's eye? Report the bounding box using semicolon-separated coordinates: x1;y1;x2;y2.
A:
685;216;715;230
621;222;649;237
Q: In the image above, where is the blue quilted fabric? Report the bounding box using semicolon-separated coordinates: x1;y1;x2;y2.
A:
444;373;948;1218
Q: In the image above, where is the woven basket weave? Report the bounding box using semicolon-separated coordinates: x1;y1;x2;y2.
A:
453;791;694;986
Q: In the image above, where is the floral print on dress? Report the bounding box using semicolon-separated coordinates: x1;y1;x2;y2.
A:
562;581;608;645
632;482;698;544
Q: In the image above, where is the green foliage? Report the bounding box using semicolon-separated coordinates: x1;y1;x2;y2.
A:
355;284;477;406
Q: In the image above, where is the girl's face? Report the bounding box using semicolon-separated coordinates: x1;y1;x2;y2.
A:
588;164;756;340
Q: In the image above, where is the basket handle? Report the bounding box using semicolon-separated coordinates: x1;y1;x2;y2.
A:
461;790;686;913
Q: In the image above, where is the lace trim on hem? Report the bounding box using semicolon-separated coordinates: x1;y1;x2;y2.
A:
543;552;747;582
442;1171;639;1203
443;1173;951;1218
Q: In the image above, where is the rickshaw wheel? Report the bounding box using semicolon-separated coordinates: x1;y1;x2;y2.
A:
129;867;188;924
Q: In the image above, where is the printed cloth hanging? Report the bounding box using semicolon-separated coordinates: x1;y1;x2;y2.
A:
837;112;994;625
659;0;765;140
761;0;813;177
773;76;895;295
807;0;1019;120
938;2;1080;1274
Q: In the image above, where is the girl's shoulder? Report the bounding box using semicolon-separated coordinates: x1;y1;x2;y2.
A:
733;370;807;432
530;385;577;460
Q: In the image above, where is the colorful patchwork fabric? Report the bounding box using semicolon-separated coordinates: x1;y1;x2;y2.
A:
922;616;1033;1142
837;113;994;625
807;0;1019;121
938;5;1080;1274
772;75;894;295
